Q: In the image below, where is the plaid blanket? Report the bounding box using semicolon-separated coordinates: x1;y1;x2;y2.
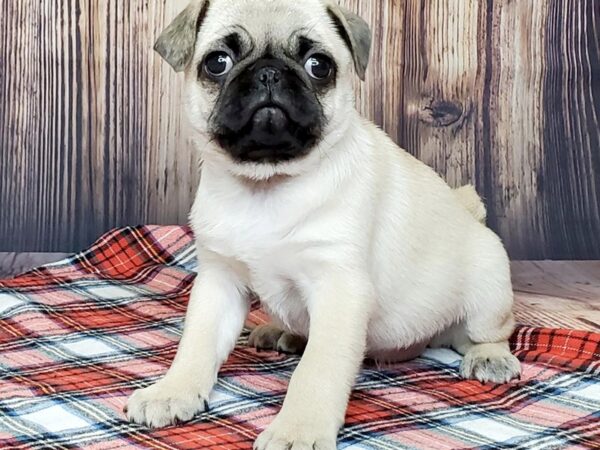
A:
1;226;599;450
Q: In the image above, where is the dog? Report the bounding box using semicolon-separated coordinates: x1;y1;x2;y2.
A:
126;1;521;448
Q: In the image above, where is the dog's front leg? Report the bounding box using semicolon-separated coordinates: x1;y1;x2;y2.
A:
255;271;372;450
127;252;248;428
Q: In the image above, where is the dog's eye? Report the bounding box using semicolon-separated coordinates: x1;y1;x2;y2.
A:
304;54;333;80
204;52;234;77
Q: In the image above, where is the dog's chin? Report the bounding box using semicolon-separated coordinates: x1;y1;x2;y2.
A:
206;139;324;183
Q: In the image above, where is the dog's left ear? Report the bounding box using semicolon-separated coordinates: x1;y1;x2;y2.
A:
154;0;211;72
326;3;372;81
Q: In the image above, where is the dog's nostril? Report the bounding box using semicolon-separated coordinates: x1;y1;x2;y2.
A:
258;68;281;86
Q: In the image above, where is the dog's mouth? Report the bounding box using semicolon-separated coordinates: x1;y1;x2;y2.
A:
214;102;322;164
251;104;290;131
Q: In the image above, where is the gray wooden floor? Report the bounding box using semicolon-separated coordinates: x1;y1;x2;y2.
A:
512;261;600;332
0;253;69;278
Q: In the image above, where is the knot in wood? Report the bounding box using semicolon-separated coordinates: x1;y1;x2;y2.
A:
420;99;464;127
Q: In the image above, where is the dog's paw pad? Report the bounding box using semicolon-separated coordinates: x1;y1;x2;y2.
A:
249;324;307;356
276;333;307;355
248;324;285;351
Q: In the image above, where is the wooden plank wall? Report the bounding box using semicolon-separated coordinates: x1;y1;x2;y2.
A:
0;0;599;259
0;0;199;252
347;0;600;259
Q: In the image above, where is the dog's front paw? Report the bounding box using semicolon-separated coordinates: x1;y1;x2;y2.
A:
126;379;209;428
254;415;337;450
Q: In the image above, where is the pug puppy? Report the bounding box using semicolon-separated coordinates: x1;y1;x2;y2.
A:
127;0;521;448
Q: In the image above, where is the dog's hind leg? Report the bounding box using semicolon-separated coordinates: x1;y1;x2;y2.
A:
248;323;307;355
434;232;521;383
434;323;520;383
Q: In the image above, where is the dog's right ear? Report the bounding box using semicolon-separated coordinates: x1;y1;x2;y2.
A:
154;0;211;72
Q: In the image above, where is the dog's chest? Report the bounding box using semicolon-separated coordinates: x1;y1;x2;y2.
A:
212;229;312;335
193;200;313;335
249;266;311;336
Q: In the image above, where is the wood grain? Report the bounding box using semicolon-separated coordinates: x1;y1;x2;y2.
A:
0;0;200;252
400;0;482;188
539;0;600;259
340;0;600;259
483;0;550;257
0;0;599;258
512;261;600;331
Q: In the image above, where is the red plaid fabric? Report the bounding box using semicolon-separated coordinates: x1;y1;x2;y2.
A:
1;226;599;449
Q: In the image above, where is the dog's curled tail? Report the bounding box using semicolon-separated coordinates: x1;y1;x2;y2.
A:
454;185;487;224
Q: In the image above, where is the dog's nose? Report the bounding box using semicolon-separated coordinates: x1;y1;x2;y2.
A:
257;67;281;87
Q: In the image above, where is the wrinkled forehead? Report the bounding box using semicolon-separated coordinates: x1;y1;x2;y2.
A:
196;0;340;56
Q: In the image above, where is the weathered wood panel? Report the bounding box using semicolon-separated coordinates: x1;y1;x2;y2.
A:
0;0;199;252
342;0;600;259
400;0;482;188
483;0;550;257
539;0;600;259
0;0;599;259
